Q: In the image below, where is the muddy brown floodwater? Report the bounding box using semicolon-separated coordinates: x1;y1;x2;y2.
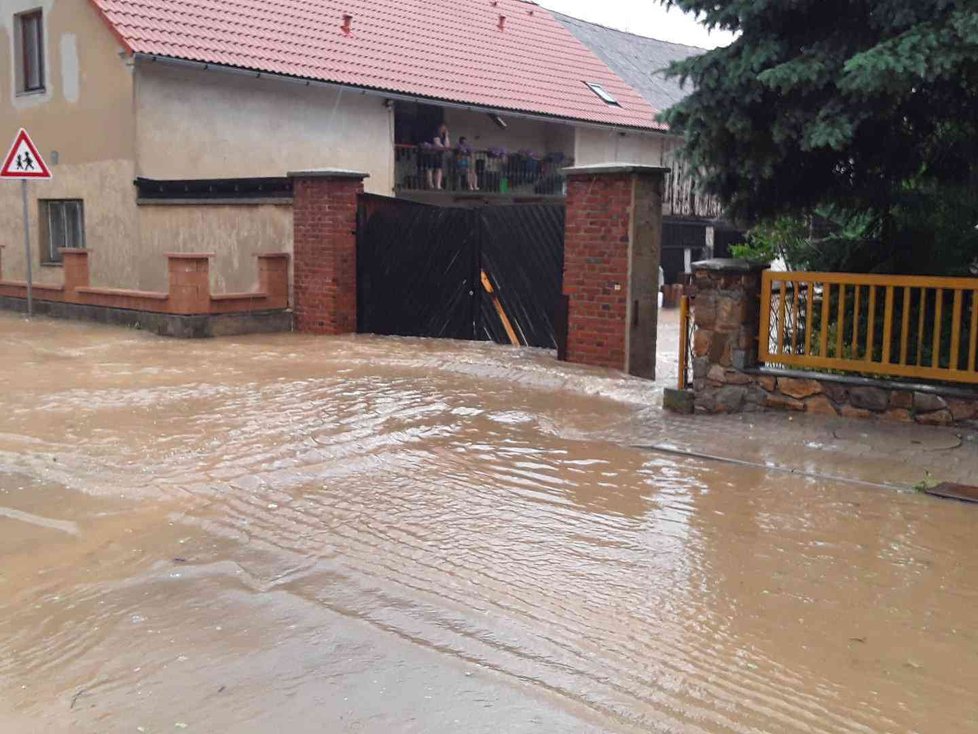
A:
1;312;977;733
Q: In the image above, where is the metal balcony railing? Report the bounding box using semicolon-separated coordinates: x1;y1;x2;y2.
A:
394;144;570;196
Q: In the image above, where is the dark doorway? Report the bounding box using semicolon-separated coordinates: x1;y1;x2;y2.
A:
394;102;445;146
356;195;565;349
712;225;748;259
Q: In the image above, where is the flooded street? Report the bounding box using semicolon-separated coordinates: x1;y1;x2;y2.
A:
1;312;977;733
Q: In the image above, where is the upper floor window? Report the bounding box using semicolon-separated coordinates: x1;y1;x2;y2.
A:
16;10;45;93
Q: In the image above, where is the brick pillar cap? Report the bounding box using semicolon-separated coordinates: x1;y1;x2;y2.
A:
58;248;91;254
166;252;216;259
692;258;769;274
256;252;291;259
287;168;370;180
563;163;670;177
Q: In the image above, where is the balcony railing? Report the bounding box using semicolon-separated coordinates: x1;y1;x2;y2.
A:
394;144;570;196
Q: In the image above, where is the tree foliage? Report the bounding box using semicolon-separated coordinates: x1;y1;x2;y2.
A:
661;0;978;236
730;186;978;275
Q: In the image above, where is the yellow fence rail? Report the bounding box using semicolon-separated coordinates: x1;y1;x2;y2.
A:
760;271;978;385
678;294;693;390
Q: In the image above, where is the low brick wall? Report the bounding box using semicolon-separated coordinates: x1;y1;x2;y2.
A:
684;259;978;428
0;248;291;337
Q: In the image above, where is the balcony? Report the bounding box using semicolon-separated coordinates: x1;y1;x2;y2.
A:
394;144;570;198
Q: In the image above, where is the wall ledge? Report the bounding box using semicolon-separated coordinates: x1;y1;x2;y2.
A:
137;198;293;207
692;258;768;274
563;163;670;177
76;286;169;300
752;366;978;400
287;169;369;180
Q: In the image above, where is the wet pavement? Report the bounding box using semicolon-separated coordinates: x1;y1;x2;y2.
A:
1;310;977;733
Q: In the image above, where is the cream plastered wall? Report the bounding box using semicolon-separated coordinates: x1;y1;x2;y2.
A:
0;0;137;287
131;62;399;292
135;62;394;192
573;126;681;167
135;204;292;293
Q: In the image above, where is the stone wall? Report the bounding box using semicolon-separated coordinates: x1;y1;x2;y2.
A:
687;259;978;428
699;369;978;427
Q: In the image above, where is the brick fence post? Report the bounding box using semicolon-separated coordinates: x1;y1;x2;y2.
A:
60;248;90;303
166;253;214;314
288;169;368;334
257;253;291;310
562;164;669;379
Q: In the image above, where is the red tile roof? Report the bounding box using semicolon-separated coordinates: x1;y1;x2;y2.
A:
90;0;664;130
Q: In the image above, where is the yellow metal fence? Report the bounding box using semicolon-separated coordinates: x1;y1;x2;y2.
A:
678;294;693;389
759;271;978;385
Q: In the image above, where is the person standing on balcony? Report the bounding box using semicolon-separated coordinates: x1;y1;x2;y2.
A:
457;137;479;191
426;123;451;190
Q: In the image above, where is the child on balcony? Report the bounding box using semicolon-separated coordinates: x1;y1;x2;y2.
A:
456;137;479;191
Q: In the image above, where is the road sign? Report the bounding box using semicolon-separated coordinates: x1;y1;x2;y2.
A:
2;128;51;319
1;128;51;179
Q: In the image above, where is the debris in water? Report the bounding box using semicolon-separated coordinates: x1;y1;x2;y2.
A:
924;482;978;503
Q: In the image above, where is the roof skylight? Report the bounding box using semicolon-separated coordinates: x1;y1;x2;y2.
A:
585;82;620;106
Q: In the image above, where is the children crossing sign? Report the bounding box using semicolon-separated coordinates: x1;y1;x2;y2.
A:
1;128;51;179
3;128;52;318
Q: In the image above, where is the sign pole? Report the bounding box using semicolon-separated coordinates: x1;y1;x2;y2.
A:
21;178;33;318
2;128;52;318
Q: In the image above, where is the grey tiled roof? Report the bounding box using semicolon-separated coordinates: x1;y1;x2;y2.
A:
552;11;703;115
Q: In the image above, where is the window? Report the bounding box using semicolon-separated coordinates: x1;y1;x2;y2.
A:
585;82;620;107
16;10;45;93
40;200;85;264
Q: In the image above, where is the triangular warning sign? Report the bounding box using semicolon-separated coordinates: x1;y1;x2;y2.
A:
1;128;52;179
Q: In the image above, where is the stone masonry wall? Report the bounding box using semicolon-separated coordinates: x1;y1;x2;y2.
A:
689;259;978;428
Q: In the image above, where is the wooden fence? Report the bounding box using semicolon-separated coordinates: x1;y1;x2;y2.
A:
759;271;978;385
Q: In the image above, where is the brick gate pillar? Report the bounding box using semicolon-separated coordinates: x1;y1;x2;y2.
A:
289;169;368;334
562;164;669;379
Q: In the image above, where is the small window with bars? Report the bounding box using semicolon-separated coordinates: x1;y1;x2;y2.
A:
40;200;85;264
16;10;45;93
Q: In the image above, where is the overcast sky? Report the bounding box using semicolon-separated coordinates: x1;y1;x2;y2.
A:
535;0;737;49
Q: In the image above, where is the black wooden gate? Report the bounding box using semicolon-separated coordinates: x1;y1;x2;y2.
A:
356;195;565;349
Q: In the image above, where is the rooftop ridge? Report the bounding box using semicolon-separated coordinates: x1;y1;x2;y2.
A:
548;9;708;53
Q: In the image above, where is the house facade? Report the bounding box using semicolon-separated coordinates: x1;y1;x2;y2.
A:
1;0;701;294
